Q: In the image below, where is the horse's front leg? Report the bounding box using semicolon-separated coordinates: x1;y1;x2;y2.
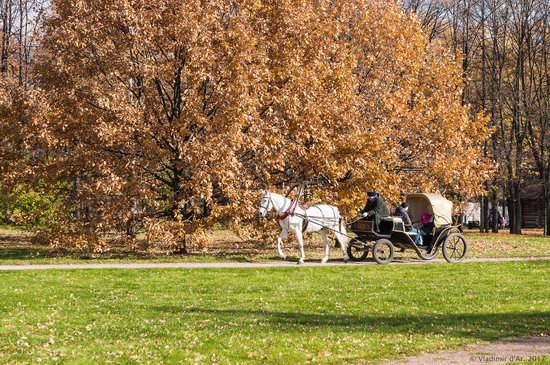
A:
320;230;330;264
294;228;306;264
276;229;289;260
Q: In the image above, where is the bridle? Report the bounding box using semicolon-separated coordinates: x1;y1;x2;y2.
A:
259;192;274;216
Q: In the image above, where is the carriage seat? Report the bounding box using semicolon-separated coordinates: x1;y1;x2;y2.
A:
383;217;400;222
379;217;404;235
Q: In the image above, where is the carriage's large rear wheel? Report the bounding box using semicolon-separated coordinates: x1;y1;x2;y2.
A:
372;239;395;264
442;233;468;262
346;240;369;261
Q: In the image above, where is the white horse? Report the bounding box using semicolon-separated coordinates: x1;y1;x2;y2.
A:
257;191;350;264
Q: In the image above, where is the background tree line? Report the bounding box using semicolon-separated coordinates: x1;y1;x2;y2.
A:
405;0;549;235
0;0;52;226
4;0;540;252
1;0;47;84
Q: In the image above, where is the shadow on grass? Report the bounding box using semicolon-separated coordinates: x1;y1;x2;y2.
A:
0;231;303;263
0;246;279;263
0;227;342;263
0;243;67;261
0;229;267;262
151;306;550;341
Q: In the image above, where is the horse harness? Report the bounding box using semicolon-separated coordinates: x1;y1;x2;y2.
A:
262;192;340;233
278;201;340;233
276;198;310;232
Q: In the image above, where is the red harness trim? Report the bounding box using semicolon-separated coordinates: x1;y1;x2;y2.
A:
277;200;309;220
277;199;296;220
277;212;290;220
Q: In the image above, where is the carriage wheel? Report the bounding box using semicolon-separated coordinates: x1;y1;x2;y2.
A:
372;239;395;265
346;240;369;261
442;233;468;263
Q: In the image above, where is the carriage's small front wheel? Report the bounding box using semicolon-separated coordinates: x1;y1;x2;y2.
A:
346;240;369;261
372;239;395;264
442;233;468;263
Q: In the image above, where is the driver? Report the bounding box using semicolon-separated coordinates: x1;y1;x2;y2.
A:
360;191;390;232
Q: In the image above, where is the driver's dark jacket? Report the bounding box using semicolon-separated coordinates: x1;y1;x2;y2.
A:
360;196;390;231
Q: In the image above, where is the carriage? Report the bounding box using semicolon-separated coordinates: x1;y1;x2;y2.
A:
345;193;468;264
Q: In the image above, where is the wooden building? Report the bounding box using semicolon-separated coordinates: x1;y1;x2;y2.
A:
520;182;545;228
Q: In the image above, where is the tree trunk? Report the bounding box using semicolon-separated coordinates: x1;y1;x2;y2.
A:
507;197;514;233
509;181;522;234
545;172;550;236
512;196;522;234
479;195;486;233
1;1;10;74
502;196;507;229
482;195;490;233
173;236;188;255
126;199;138;239
490;186;499;233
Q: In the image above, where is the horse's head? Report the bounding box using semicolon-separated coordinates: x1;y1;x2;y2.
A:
257;191;273;222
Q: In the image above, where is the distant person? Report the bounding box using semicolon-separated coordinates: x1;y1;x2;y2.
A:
394;202;423;245
500;215;506;229
489;208;504;229
360;191;390;232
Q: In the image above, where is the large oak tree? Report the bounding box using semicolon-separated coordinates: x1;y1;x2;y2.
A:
1;0;491;250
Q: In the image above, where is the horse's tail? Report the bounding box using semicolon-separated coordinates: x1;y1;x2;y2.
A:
337;215;350;247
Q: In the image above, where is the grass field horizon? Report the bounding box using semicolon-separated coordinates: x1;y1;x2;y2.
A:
1;261;549;363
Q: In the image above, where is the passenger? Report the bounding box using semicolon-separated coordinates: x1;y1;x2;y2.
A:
418;213;434;248
420;213;435;233
360;191;390;232
394;203;423;246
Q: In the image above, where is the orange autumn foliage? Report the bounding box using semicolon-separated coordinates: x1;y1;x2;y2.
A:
1;0;491;251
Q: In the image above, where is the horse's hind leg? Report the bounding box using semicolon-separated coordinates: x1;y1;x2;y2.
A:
335;222;350;263
294;228;306;264
276;229;289;260
320;229;330;264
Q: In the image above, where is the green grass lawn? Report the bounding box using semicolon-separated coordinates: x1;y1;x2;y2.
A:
1;228;549;265
1;261;549;364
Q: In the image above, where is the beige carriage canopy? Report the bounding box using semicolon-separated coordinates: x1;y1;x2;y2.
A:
406;193;453;228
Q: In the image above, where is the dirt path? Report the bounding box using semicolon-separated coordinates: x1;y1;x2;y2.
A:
0;256;548;270
383;335;550;364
